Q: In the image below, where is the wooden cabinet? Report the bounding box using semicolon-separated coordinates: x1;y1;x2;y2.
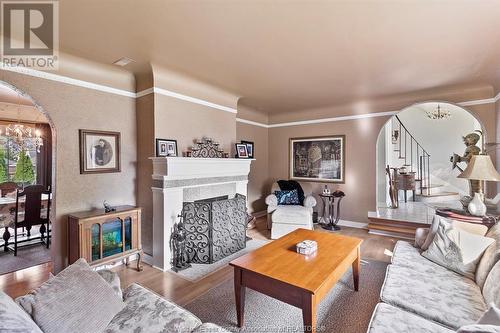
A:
396;173;416;203
68;205;143;271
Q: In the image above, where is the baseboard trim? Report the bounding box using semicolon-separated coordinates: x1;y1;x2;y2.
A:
368;230;414;240
143;253;153;265
337;219;368;229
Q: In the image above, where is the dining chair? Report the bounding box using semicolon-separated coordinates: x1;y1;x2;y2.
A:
13;185;51;256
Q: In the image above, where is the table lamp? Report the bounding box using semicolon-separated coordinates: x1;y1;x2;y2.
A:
458;154;500;216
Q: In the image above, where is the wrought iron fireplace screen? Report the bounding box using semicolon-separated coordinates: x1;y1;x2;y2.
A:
182;194;247;264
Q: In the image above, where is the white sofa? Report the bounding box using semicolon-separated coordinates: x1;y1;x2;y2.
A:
367;222;500;333
265;181;317;239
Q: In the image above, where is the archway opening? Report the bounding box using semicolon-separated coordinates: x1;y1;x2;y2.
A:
0;82;56;274
376;102;484;208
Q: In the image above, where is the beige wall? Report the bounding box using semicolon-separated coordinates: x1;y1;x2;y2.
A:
269;116;389;222
138;94;237;255
136;94;155;255
0;70;137;273
136;66;240;255
154;95;236;153
267;87;498;223
236;122;269;213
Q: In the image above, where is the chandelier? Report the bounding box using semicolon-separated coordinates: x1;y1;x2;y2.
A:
2;92;43;153
5;124;43;153
426;104;451;120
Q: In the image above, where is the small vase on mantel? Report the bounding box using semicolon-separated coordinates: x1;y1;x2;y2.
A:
468;192;487;217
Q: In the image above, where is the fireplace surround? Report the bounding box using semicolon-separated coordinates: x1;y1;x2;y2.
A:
150;157;253;271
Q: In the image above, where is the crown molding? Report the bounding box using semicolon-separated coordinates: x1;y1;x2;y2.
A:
236;117;269;128
1;64;136;98
266;110;398;128
137;87;237;114
2;64;500;123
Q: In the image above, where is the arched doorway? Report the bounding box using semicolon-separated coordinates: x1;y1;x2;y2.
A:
376;101;485;207
0;81;56;274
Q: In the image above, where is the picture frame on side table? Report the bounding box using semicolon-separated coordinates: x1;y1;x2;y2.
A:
241;140;254;158
235;143;249;158
156;138;178;157
79;129;121;174
289;135;345;183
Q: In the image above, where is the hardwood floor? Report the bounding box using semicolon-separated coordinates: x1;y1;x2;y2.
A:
0;217;400;305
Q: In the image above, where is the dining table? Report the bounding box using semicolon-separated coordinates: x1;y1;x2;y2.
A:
0;194;50;252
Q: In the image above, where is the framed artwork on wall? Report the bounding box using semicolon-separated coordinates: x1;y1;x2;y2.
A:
156;138;178;157
79;129;121;174
235;143;249;158
241;140;254;158
289;135;345;183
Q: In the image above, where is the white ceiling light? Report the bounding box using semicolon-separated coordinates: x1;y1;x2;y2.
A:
113;57;135;67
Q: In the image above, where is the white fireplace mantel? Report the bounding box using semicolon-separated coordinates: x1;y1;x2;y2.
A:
150;157;254;271
150;157;254;181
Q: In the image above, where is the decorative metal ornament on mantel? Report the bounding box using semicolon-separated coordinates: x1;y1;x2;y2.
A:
187;137;229;158
426;104;451;120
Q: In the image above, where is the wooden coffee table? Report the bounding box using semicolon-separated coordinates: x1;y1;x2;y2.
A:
229;228;362;333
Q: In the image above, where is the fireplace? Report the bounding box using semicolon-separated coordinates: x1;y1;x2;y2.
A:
151;156;254;271
183;194;246;264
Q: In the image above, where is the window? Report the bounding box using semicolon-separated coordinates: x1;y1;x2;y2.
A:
0;122;38;185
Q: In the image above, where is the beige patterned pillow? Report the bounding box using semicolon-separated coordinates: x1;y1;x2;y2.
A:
422;218;494;279
19;258;124;333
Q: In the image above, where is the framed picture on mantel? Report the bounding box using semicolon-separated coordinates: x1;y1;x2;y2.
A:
156;138;178;157
79;129;121;174
289;135;345;183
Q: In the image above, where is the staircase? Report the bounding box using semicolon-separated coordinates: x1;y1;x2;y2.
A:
391;116;458;199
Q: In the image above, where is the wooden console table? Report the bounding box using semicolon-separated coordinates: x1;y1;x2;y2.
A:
68;205;143;271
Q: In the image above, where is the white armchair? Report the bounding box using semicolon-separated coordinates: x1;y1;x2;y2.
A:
266;182;317;239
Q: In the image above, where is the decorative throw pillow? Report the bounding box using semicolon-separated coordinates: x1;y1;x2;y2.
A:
422;218;494;279
421;215;440;251
97;269;123;300
421;216;489;251
277;180;305;205
275;189;300;205
0;291;43;333
18;258;124;333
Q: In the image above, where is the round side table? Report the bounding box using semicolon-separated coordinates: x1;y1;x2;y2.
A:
319;191;345;231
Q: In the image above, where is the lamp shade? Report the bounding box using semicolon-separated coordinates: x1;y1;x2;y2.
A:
458;155;500;181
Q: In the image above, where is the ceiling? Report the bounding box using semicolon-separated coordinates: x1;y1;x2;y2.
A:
59;0;500;112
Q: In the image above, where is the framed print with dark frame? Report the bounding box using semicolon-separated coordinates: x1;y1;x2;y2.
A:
235;143;249;158
241;140;254;158
79;129;121;174
289;135;345;183
156;138;178;157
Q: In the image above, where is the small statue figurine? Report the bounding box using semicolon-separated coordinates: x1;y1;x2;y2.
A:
450;131;482;196
103;200;116;213
170;214;191;272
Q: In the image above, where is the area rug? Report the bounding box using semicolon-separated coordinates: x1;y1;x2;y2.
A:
0;244;51;275
173;239;269;282
184;259;388;333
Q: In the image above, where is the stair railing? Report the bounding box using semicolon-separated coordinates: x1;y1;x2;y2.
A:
394;115;431;195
